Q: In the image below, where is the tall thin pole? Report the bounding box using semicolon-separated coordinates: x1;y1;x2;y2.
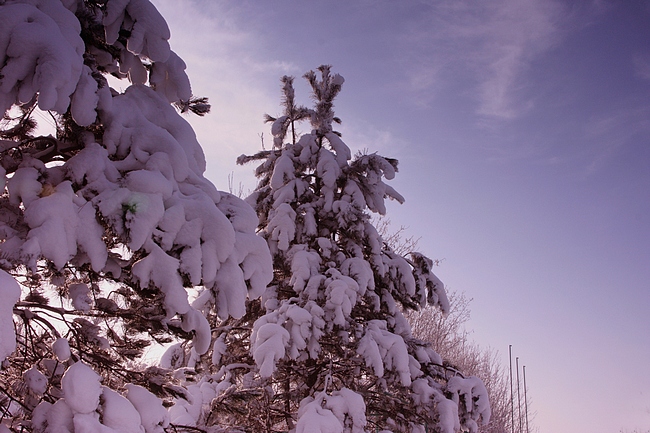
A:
523;366;530;433
516;357;523;433
509;345;515;433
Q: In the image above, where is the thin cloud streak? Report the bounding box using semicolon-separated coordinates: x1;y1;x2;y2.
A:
398;0;565;120
582;105;650;177
633;54;650;81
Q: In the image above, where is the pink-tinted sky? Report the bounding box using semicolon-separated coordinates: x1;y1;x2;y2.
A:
151;1;650;431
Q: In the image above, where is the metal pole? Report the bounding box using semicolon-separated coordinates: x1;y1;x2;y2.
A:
523;366;530;433
509;345;515;433
516;357;523;433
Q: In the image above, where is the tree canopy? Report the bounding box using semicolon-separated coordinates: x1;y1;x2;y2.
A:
0;1;490;432
0;1;271;431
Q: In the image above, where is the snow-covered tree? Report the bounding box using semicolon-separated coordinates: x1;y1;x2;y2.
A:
234;66;491;433
0;1;272;431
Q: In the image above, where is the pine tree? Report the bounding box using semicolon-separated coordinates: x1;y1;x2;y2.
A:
236;66;491;433
0;1;272;432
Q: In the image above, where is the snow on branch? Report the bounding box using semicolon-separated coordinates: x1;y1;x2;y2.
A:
0;1;272;431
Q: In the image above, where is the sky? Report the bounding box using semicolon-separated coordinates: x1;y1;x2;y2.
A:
150;1;650;432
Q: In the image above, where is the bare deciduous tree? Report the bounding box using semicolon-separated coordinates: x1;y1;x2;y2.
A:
408;292;538;433
375;218;535;433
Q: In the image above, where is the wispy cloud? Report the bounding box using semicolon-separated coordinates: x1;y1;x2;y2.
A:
340;120;406;158
397;0;566;120
582;104;650;176
633;54;650;81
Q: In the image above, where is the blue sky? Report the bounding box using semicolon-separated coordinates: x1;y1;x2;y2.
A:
151;1;650;431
